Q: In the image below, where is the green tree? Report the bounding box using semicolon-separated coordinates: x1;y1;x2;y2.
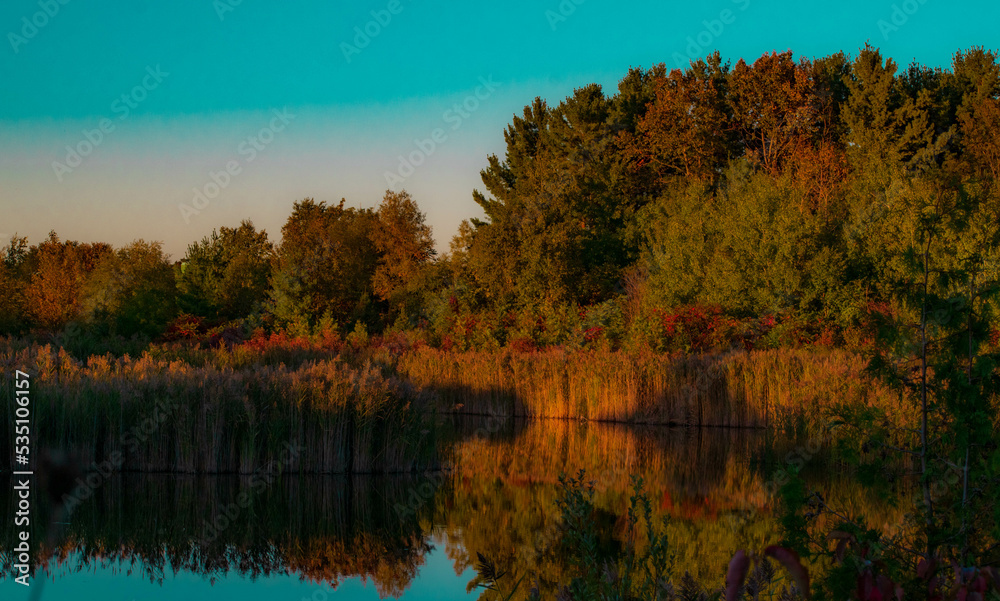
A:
0;235;30;334
176;220;274;321
954;47;1000;182
469;71;663;308
836;44;952;323
81;240;178;338
784;172;1000;597
632;179;718;310
268;198;380;331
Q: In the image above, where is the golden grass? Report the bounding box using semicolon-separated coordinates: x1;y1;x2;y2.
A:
1;337;920;475
0;341;438;474
396;347;910;430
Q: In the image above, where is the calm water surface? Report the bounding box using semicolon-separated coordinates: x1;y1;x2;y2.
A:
1;419;897;600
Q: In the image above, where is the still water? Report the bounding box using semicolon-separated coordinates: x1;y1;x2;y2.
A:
1;418;897;600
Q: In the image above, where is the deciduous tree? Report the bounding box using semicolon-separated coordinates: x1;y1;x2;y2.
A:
176;220;274;321
371;190;435;308
82;239;177;338
23;231;112;330
268;198;379;330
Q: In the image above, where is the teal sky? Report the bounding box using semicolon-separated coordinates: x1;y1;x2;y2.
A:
1;0;997;258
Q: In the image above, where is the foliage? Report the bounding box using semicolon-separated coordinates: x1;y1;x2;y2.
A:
267;198;381;330
371;189;436;315
0;338;438;474
0;234;31;334
770;46;1000;600
473;471;678;601
81;239;178;338
8;46;1000;356
23;231;113;331
175;220;274;321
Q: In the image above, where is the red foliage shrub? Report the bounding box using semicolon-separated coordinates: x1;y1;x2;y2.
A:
242;330;312;353
372;331;413;354
462;315;478;336
813;324;840;348
583;326;604;343
161;314;209;343
651;305;741;353
439;334;455;352
316;325;342;351
508;336;538;353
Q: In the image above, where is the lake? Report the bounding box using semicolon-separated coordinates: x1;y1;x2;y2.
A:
1;417;902;600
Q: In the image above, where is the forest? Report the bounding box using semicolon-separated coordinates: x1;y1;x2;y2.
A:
2;46;999;357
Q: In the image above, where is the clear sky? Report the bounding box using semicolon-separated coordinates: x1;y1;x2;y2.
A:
1;0;996;259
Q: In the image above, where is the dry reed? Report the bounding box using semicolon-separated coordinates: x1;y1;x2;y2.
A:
395;347;910;431
0;341;439;474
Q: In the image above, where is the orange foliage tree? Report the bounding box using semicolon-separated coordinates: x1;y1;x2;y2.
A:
23;231;112;330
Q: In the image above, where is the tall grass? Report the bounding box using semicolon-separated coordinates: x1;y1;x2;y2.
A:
0;336;920;474
396;347;910;431
0;341;439;474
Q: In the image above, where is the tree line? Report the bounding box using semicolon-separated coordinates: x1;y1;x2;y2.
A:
2;45;998;351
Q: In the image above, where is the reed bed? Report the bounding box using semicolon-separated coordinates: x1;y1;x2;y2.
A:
0;341;439;474
396;347;910;431
0;336;916;475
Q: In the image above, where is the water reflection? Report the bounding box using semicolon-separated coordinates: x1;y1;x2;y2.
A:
0;419;903;599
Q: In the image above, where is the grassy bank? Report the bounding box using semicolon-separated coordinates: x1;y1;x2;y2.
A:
2;336;920;473
0;341;439;474
396;347;910;431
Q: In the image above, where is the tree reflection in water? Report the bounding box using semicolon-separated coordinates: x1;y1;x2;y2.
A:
0;419;905;599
